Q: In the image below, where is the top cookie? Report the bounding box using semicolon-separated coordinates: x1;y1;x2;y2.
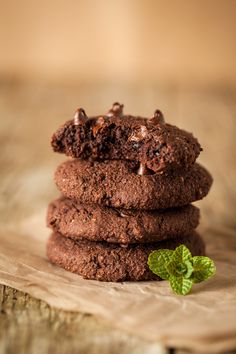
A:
51;103;201;173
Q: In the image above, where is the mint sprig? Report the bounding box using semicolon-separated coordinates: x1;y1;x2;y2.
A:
148;245;216;295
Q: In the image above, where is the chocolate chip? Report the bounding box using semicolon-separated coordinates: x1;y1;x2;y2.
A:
129;125;148;142
74;108;87;125
148;109;165;125
137;163;152;175
107;102;124;117
92;116;105;136
114;208;130;218
120;211;129;218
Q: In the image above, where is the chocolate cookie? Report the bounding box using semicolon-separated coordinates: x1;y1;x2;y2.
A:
47;197;200;243
51;103;201;173
47;231;205;282
54;159;213;210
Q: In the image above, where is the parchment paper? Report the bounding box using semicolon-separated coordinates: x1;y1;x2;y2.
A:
1;210;236;353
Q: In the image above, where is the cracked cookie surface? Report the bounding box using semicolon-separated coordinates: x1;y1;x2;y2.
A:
51;104;201;173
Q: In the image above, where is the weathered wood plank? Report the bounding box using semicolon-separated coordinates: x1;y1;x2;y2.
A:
0;285;166;354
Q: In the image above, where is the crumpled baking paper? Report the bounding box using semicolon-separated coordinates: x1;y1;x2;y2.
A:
0;210;236;353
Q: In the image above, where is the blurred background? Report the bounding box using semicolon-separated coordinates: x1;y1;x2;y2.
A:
0;0;236;231
1;0;236;86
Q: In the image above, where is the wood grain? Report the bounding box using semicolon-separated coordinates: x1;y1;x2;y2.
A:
0;285;165;354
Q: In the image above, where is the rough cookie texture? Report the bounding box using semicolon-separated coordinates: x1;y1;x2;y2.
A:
47;231;205;282
47;197;200;243
54;159;213;210
51;104;201;173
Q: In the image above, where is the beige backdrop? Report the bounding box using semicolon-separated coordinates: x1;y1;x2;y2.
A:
0;0;236;86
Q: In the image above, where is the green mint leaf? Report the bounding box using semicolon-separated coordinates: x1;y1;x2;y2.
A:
166;260;193;278
170;276;193;295
148;244;216;296
148;249;174;280
191;256;216;283
165;260;179;277
173;244;192;263
184;260;194;279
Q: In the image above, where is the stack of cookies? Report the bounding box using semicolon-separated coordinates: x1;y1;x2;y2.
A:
47;103;212;282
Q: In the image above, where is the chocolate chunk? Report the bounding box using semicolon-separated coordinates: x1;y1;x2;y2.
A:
74;108;87;125
107;102;124;117
148;109;165;125
92;116;105;136
119;211;130;218
137;163;152;175
129;125;148;142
